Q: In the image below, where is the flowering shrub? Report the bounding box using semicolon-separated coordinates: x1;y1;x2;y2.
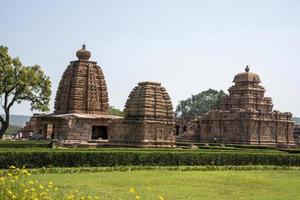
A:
0;166;101;200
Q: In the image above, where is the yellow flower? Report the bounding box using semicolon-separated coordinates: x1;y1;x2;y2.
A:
54;187;59;191
39;184;44;189
129;188;135;193
14;175;19;179
159;196;164;200
67;195;75;200
0;177;5;181
29;180;34;184
24;189;29;193
7;173;13;176
135;195;140;199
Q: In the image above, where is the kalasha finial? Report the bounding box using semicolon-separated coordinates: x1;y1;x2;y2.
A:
245;65;250;72
76;44;91;60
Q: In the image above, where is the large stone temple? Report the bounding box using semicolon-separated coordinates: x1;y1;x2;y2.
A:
177;66;295;147
30;45;120;146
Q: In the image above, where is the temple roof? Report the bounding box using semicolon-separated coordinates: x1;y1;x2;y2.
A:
124;81;174;121
233;66;261;83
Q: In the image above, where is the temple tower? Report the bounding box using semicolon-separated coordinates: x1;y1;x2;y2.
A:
221;66;273;112
109;81;175;147
54;45;109;114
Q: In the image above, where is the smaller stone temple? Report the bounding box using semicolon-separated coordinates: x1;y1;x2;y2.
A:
200;66;295;146
109;81;175;147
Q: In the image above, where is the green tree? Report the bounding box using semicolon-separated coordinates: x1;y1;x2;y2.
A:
0;46;51;139
108;106;124;117
175;89;226;117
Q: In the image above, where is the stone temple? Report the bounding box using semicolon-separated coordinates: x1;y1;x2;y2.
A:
20;46;298;147
109;81;175;147
177;66;295;147
22;45;175;147
32;45;120;146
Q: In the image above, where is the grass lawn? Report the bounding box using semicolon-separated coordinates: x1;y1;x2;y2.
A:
31;170;300;200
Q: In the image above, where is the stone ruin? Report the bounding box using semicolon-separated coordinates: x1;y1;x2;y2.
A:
20;45;298;147
197;66;294;146
24;46;175;147
109;81;175;147
174;117;200;141
29;45;120;147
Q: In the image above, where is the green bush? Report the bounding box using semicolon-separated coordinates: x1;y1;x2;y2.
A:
0;150;299;168
0;140;51;148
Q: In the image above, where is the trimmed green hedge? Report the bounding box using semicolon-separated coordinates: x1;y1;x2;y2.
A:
0;140;51;148
0;150;300;168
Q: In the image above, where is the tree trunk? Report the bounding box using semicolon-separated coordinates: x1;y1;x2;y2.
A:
0;111;10;140
0;121;9;139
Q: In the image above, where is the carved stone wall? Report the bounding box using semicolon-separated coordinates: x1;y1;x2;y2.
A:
294;124;300;146
174;117;200;141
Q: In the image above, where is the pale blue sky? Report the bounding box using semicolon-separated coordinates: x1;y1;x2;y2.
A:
1;0;300;116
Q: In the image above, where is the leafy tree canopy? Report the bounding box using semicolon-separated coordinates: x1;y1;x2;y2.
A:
109;106;124;117
175;89;226;117
0;45;51;138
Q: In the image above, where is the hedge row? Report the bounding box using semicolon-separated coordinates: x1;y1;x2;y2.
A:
28;165;300;174
0;140;51;148
0;151;300;168
176;142;277;150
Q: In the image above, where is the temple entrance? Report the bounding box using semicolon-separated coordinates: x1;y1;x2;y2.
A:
175;125;180;135
91;126;108;140
43;124;54;139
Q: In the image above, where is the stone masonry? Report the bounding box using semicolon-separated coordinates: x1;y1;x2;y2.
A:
109;81;175;147
54;44;109;115
200;66;295;146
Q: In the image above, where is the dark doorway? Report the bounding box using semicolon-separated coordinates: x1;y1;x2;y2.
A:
92;126;108;140
175;125;180;136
